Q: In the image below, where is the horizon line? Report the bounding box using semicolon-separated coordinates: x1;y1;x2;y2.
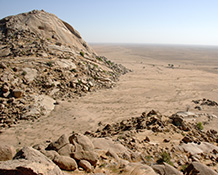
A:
89;42;218;47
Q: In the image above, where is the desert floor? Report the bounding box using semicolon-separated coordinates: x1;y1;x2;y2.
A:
1;44;218;148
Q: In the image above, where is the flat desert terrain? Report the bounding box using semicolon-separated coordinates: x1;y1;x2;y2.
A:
1;44;218;148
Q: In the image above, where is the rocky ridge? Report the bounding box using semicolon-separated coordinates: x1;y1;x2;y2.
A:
0;10;129;129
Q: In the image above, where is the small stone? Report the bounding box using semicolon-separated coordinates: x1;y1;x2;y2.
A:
79;160;93;173
163;139;170;143
13;89;23;98
182;136;193;143
2;84;9;93
0;47;11;57
0;62;7;69
144;136;150;143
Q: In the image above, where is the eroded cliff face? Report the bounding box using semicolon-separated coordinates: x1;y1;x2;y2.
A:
0;10;129;128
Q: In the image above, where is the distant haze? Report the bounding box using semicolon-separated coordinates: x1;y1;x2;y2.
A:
1;0;218;46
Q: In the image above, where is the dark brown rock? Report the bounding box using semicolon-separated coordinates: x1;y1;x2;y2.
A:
12;89;23;98
182;136;193;143
79;160;93;173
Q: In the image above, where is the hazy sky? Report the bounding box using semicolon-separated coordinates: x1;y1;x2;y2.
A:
1;0;218;45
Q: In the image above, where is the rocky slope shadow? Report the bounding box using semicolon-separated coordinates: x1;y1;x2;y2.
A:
0;110;218;174
0;10;129;129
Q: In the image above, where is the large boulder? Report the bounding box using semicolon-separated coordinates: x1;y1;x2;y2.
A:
92;137;132;160
69;133;94;151
57;143;74;157
0;147;63;175
152;162;182;175
46;134;69;151
79;160;93;173
0;144;16;161
92;137;130;154
185;162;218;175
71;150;98;167
125;163;157;175
53;155;77;171
180;142;218;156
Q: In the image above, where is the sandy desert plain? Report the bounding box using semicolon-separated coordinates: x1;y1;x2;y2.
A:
1;44;218;149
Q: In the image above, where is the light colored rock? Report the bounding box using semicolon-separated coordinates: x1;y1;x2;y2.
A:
53;155;77;171
125;163;157;175
180;142;218;155
0;62;7;69
1;10;96;54
57;143;74;156
24;95;56;117
71;150;98;166
47;134;69;151
42;150;60;161
79;159;93;173
69;133;94;151
106;149;119;161
152;162;182;175
56;59;77;69
175;111;196;118
92;137;131;157
23;68;37;82
0;147;63;175
0;159;63;175
0;47;11;57
0;144;16;161
185;162;218;175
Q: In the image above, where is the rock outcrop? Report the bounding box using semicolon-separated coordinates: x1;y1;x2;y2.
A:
0;10;129;129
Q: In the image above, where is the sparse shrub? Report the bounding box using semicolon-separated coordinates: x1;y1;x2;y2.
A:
181;164;188;172
46;61;53;67
196;122;203;130
70;68;77;73
106;60;113;65
96;56;103;61
144;155;152;161
21;71;27;76
93;64;98;68
99;163;106;168
157;152;173;166
80;51;84;57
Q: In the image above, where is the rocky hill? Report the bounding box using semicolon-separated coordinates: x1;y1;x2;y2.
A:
0;10;129;128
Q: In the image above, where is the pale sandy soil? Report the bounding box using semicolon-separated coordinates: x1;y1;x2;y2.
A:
1;44;218;148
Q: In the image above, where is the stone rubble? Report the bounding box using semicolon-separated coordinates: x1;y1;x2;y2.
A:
1;110;217;174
